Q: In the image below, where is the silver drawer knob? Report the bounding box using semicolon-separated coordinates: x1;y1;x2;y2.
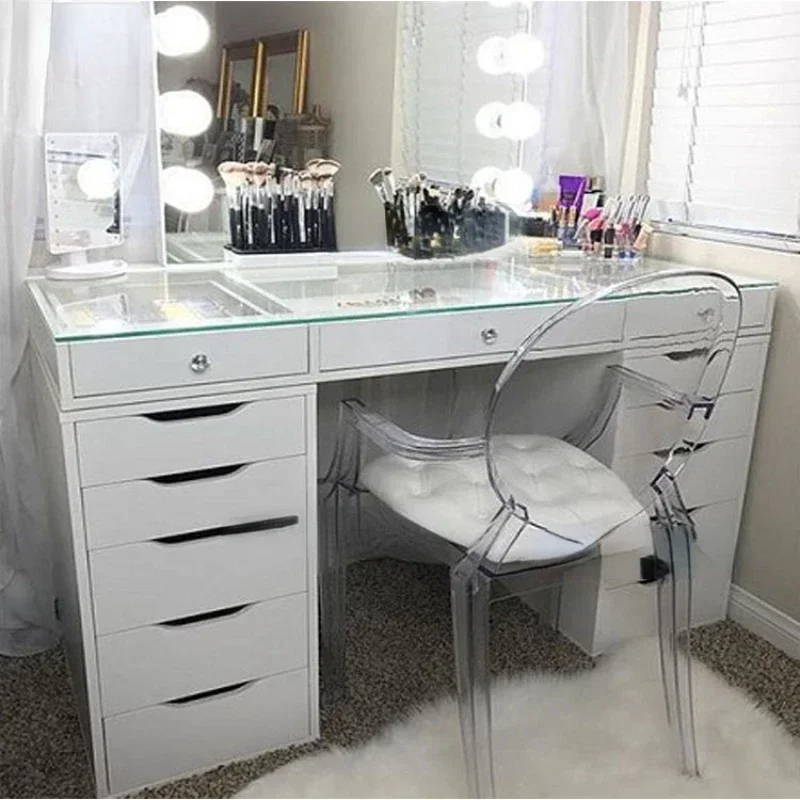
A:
481;327;498;345
190;353;211;374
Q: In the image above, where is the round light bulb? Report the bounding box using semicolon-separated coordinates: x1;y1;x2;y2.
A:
158;90;213;137
162;166;214;213
499;101;542;140
505;32;546;75
155;5;210;57
476;36;508;75
475;101;507;139
494;168;534;207
77;158;118;200
470;166;503;196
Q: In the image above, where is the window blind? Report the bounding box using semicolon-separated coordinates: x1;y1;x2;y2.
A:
647;1;800;238
398;2;545;185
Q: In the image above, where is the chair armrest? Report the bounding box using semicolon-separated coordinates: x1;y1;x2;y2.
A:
341;398;485;462
609;365;694;410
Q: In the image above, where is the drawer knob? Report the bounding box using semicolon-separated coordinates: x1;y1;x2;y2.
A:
481;327;498;346
190;353;211;374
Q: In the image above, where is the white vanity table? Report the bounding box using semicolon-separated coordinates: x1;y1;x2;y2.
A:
26;250;776;796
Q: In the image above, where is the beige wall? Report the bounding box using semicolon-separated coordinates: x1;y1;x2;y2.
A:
650;233;800;623
216;1;399;249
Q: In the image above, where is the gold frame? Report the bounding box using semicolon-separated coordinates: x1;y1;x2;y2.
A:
217;30;309;121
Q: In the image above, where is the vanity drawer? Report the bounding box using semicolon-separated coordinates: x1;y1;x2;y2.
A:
104;667;310;795
626;287;769;340
616;437;750;510
90;517;306;635
83;456;306;550
318;302;623;372
69;325;308;397
622;339;767;408
76;396;305;487
616;391;755;457
97;592;308;717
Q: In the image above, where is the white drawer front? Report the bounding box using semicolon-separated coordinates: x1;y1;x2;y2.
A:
691;499;740;563
77;397;305;487
616;391;754;457
97;593;308;717
318;303;623;372
626;287;768;340
84;456;306;550
90;518;306;635
622;339;767;409
104;668;309;795
70;325;308;397
616;437;749;510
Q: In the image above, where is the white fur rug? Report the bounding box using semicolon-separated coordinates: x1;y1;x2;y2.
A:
238;639;800;798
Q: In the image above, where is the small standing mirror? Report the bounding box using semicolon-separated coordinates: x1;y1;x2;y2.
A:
44;133;122;255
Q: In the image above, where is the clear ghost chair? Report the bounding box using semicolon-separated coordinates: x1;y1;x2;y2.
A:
320;270;742;797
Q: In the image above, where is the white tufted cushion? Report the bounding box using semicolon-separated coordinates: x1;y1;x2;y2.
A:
361;435;651;565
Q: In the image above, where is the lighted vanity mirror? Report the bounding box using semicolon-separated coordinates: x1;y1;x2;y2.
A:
44;132;122;255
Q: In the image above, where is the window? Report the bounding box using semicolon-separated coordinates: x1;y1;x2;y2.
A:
647;1;800;242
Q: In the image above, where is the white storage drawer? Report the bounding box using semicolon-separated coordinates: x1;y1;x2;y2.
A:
69;324;308;397
616;436;749;510
622;339;767;409
691;498;739;562
90;518;306;635
76;397;305;487
626;287;769;340
83;456;306;550
104;667;310;795
616;391;754;457
318;302;623;372
97;592;308;717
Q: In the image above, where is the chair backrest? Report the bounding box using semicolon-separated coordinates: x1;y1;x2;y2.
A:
481;269;742;563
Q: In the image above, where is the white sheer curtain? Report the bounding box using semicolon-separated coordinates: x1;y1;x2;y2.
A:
0;0;59;656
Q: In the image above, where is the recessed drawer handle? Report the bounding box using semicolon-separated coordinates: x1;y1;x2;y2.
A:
654;441;710;459
166;680;253;706
664;348;708;362
154;515;299;545
159;603;251;628
143;403;244;422
481;327;498;345
148;464;247;485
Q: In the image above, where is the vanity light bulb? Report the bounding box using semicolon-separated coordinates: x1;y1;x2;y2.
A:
505;32;546;75
476;37;508;75
76;158;119;200
155;5;210;57
494;168;534;207
499;102;542;141
158;90;213;138
475;102;507;140
470;166;503;197
162;166;214;214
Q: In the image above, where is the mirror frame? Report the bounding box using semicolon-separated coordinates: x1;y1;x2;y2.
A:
217;29;309;121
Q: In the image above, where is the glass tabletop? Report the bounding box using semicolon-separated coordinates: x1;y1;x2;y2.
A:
28;245;777;342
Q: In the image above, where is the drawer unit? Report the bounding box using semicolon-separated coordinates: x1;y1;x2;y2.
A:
621;339;767;409
76;397;305;486
97;593;308;716
616;390;755;457
69;324;309;397
615;436;749;510
83;456;306;550
104;668;310;795
90;518;307;635
318;302;624;372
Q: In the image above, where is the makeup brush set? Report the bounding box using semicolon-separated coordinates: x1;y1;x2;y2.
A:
369;168;508;259
218;159;340;254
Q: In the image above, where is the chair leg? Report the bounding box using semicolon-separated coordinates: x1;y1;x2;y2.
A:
319;483;349;701
451;562;494;798
654;517;700;778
